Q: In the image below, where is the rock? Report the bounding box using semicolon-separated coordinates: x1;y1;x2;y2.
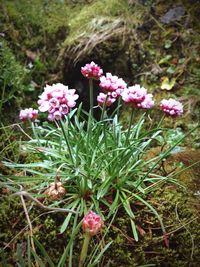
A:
160;6;185;24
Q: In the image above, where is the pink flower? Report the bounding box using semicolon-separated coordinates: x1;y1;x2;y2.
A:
99;73;127;96
122;85;146;103
122;85;154;109
160;98;183;117
19;108;38;122
81;61;103;80
137;94;154;109
97;92;117;107
82;211;103;236
38;83;79;121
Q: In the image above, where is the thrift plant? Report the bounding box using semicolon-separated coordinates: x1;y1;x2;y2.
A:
2;61;195;266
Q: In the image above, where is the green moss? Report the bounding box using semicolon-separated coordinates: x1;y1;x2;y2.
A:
0;40;30;114
1;183;199;266
103;186;200;266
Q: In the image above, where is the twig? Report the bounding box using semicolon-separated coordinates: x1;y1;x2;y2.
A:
20;192;38;267
13;191;77;214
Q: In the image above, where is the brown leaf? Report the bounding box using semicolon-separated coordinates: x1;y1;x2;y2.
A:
26;50;37;61
137;225;146;236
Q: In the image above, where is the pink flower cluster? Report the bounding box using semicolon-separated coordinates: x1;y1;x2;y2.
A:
81;61;103;80
99;73;127;96
38;83;79;121
160;98;183;117
82;211;103;236
19;108;38;122
97;92;117;107
122;84;154;109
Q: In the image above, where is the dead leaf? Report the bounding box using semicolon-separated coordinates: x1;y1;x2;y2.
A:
161;77;176;90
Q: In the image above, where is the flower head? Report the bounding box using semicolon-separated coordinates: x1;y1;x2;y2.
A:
82;211;103;236
99;73;127;96
38;83;79;121
97;92;117;107
137;93;154;109
122;85;146;104
81;61;103;80
122;85;154;109
19;108;38;122
160;98;183;117
44;181;66;200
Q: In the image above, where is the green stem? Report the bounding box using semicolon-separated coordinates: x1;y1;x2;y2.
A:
30;121;41;146
59;120;74;165
125;107;134;144
79;233;91;267
157;114;165;128
117;96;122;119
89;79;94;117
100;95;108;121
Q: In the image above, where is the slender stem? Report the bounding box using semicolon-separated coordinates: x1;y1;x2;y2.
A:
125;107;134;144
117;96;122;119
79;233;91;267
13;191;77;214
100;95;108;121
103;122;107;150
89;79;94;117
30;121;41;146
20;191;39;267
59;120;74;165
157;114;165;128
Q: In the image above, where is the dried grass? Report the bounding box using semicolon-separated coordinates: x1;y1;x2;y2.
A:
72;18;130;63
56;0;147;68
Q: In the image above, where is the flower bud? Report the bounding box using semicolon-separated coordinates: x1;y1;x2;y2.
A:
82;211;103;236
19;108;38;122
81;61;103;80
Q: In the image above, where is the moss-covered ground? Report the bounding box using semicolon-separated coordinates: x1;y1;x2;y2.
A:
0;181;199;266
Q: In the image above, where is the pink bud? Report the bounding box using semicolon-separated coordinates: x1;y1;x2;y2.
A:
82;211;103;236
81;61;103;80
97;92;117;107
19;108;38;122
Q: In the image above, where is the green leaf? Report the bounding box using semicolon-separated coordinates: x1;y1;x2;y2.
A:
167;65;176;74
16;244;26;267
164;40;172;49
108;189;119;217
60;199;79;233
31;249;46;267
33;237;55;267
130;219;139;242
120;192;135;219
159;55;172;65
88;241;113;267
58;208;81;267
